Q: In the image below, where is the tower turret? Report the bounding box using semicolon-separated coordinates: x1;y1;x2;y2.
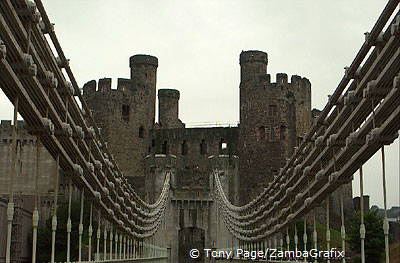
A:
239;50;268;82
158;89;184;129
238;50;306;204
130;54;158;125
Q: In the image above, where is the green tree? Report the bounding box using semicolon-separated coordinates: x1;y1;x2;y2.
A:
36;200;98;263
347;210;385;263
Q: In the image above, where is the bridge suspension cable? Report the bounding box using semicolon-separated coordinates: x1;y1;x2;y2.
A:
212;1;400;262
0;0;171;261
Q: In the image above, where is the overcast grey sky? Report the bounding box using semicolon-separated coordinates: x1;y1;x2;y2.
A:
0;1;398;208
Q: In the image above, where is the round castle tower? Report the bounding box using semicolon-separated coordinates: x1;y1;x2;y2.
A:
240;50;268;82
82;54;159;197
158;89;184;129
238;50;311;204
130;54;158;126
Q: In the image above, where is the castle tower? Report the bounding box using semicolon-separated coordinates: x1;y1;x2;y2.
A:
158;89;184;129
239;50;268;82
238;50;309;204
144;154;176;203
82;54;158;196
209;154;239;205
130;54;158;126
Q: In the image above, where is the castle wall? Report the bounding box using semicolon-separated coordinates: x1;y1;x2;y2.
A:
0;121;57;195
151;127;239;195
146;154;238;262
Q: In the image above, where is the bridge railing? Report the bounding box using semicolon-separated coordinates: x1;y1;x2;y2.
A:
0;0;171;263
212;1;400;262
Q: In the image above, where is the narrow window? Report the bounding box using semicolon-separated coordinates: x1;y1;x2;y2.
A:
219;139;227;154
258;126;265;140
269;105;277;116
138;126;145;138
200;139;207;155
190;209;197;226
122;105;130;121
151;139;155;147
181;140;188;155
179;209;184;228
271;126;275;141
280;125;286;140
162;141;169;154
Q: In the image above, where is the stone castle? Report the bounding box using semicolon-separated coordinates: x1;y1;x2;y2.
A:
0;50;353;262
82;50;314;204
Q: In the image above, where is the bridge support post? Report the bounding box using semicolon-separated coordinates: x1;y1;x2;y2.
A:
78;191;85;263
31;139;41;263
381;147;390;263
294;224;298;251
326;195;331;263
313;212;317;263
51;155;60;263
133;238;136;258
286;228;290;254
303;219;307;262
359;167;365;263
103;223;108;260
6;98;18;263
88;204;93;261
110;226;113;260
96;211;101;261
123;235;126;259
119;233;123;259
340;187;346;263
5;201;14;263
66;178;72;263
115;232;119;259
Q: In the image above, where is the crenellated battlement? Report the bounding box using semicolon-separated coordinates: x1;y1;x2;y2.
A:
258;73;310;89
0;120;26;127
0;120;36;142
0;120;27;133
82;77;136;96
239;50;312;204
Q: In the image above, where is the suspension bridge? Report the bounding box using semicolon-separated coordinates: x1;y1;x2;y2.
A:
0;0;399;262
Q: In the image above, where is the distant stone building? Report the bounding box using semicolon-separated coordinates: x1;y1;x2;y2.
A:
1;51;354;262
82;50;316;204
0;121;81;263
81;50;353;261
353;195;371;213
